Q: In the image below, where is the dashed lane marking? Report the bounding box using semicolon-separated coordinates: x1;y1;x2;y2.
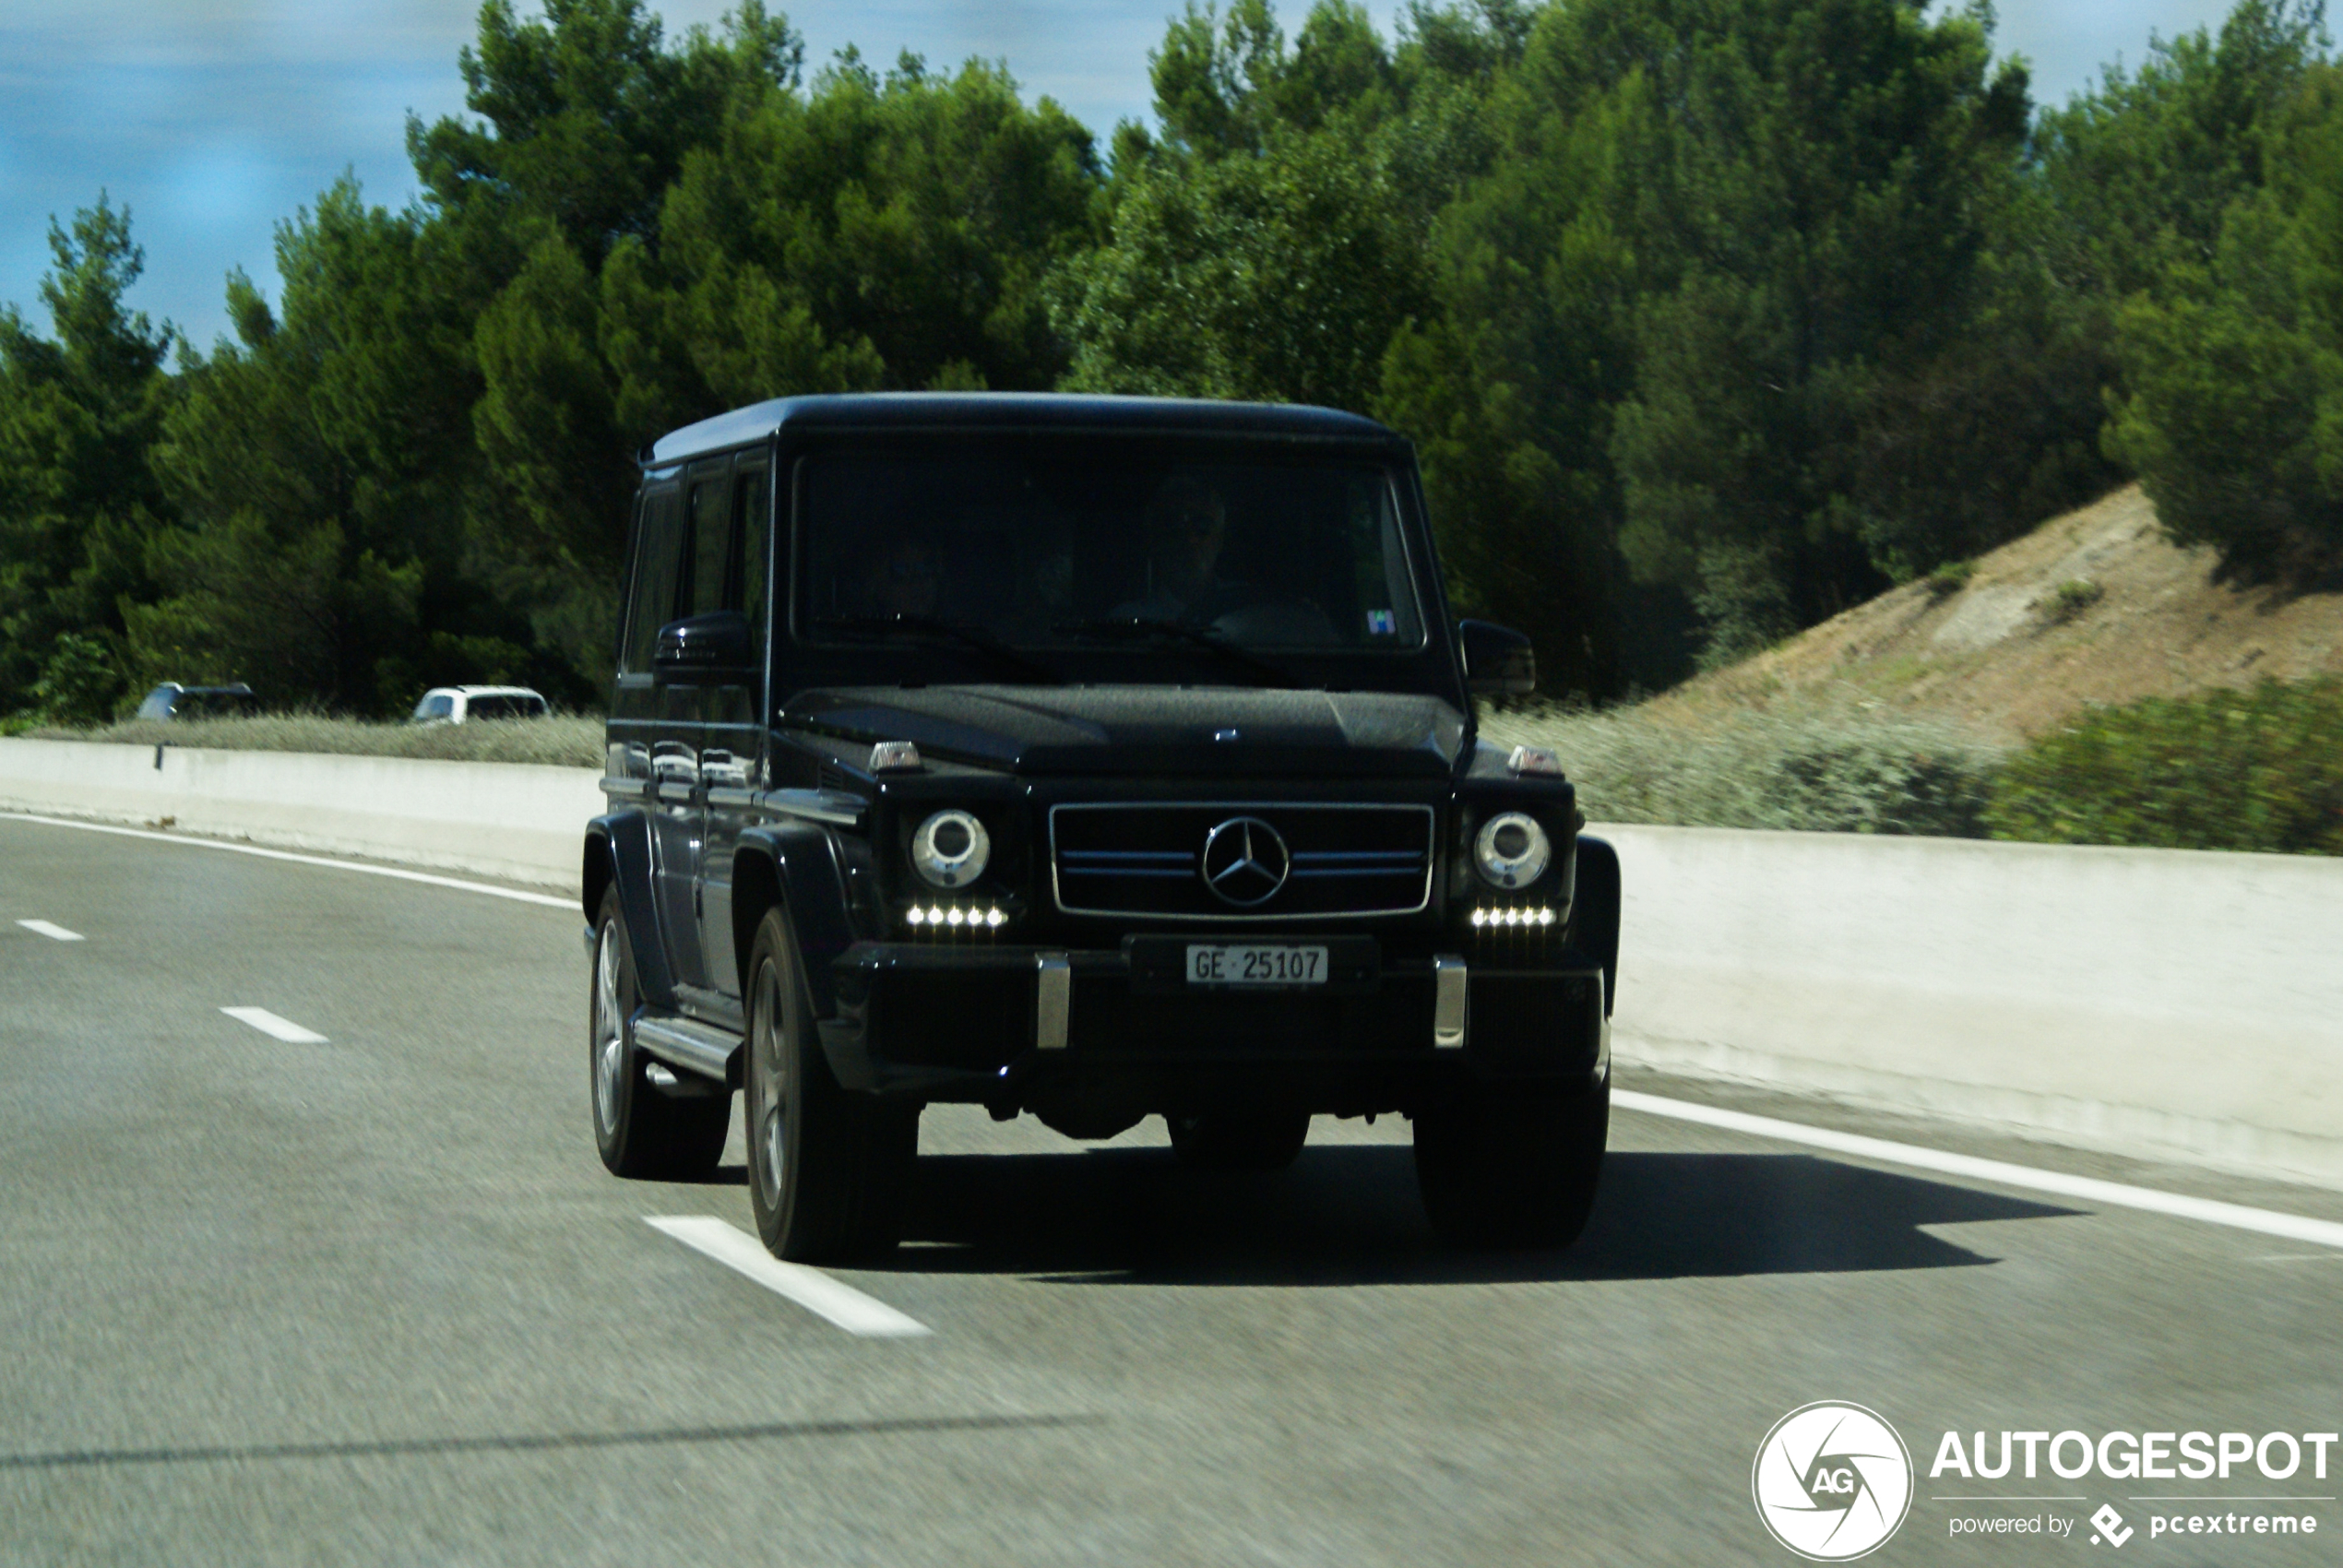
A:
647;1216;932;1338
220;1007;329;1044
0;812;574;909
1616;1088;2343;1253
16;920;83;941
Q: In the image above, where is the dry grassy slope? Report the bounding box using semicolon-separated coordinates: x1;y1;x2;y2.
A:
1648;483;2343;742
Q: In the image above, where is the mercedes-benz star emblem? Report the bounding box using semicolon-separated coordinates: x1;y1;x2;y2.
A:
1201;816;1290;907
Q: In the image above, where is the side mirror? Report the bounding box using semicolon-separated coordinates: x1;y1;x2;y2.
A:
1459;619;1536;697
653;611;754;683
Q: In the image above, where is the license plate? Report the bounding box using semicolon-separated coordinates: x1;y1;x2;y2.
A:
1186;944;1327;987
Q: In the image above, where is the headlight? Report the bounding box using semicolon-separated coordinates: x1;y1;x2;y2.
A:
911;809;991;888
1473;812;1551;888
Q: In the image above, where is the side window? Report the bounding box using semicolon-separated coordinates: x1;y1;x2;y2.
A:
622;485;684;673
684;474;731;617
735;465;770;665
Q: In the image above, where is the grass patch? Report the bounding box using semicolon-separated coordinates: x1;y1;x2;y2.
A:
1483;698;2006;837
1985;677;2343;855
30;712;604;768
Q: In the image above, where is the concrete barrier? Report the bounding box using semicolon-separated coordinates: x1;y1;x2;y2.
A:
5;739;2337;1189
0;738;601;895
1598;824;2343;1191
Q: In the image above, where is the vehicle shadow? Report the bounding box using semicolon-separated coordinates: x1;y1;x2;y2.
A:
885;1146;2078;1286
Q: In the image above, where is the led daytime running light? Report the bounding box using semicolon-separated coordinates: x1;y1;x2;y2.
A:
904;903;1009;929
1470;906;1557;928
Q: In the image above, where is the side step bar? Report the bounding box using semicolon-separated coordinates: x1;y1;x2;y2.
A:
631;1011;742;1087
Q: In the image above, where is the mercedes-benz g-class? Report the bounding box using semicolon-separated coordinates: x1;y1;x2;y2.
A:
584;394;1619;1261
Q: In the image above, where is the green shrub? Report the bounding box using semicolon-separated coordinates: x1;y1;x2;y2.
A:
2046;577;2103;619
1925;558;1976;598
31;633;126;726
1985;677;2343;854
1484;698;2005;837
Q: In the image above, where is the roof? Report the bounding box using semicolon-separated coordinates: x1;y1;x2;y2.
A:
646;392;1403;466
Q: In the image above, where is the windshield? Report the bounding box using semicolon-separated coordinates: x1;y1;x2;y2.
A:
795;443;1427;653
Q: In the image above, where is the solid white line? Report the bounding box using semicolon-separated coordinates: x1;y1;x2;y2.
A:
1612;1088;2343;1253
646;1216;932;1338
0;811;573;909
16;919;84;942
220;1006;329;1044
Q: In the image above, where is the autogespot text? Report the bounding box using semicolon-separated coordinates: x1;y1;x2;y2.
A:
1930;1429;2338;1482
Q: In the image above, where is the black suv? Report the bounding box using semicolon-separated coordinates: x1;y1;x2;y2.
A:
584;394;1619;1260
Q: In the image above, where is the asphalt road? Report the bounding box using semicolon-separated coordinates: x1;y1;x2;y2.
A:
4;813;2340;1567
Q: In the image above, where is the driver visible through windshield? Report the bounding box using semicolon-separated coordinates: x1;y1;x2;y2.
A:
795;444;1427;655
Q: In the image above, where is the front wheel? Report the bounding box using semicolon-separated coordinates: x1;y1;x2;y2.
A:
743;906;917;1263
1413;1080;1608;1249
589;887;727;1181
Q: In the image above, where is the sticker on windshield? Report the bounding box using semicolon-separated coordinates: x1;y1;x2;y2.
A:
1365;609;1397;636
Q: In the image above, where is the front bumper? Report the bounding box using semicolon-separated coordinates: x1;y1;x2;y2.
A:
817;938;1610;1115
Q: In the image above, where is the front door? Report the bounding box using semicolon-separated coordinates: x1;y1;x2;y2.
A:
648;461;736;993
697;457;771;1002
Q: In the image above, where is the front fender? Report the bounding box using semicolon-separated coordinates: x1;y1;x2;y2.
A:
584;812;674;1007
1572;834;1620;1016
734;823;855;1020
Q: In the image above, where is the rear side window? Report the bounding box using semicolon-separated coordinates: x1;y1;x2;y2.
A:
684;474;731;617
736;465;770;665
622;485;684;673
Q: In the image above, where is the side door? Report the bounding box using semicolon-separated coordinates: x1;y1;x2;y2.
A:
696;455;772;1003
651;459;739;995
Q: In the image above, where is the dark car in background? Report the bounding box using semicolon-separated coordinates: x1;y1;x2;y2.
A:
134;683;259;720
582;394;1621;1262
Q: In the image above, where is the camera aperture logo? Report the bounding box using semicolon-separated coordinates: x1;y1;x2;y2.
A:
1754;1402;1916;1561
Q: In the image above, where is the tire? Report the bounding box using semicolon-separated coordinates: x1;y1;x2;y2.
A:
1413;1079;1608;1249
589;887;728;1181
743;906;917;1263
1166;1109;1312;1171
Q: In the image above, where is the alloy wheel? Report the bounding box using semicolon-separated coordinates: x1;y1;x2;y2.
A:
592;920;624;1134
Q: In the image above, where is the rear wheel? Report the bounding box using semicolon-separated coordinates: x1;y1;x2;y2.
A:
743;906;917;1263
1413;1080;1608;1249
589;887;727;1181
1166;1109;1312;1171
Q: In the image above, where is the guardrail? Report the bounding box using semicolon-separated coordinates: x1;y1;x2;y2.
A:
5;738;2337;1189
1601;825;2343;1191
0;738;600;894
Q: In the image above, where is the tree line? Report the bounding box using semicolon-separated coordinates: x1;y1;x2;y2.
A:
2;0;2337;722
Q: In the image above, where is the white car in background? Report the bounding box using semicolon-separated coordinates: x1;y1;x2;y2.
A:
410;685;550;724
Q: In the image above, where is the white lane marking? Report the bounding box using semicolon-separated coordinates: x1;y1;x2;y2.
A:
1614;1088;2343;1252
0;811;573;909
646;1216;932;1338
220;1007;329;1044
16;920;84;942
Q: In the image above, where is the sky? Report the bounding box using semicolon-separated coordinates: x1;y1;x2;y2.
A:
0;1;2249;350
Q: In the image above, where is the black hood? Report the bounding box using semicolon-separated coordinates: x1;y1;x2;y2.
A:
786;685;1469;778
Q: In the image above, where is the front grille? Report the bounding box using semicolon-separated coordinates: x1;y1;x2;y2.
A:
1050;802;1434;921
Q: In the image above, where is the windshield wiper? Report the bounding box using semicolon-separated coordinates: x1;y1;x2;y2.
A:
815;614;1064;685
1051;616;1306;689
